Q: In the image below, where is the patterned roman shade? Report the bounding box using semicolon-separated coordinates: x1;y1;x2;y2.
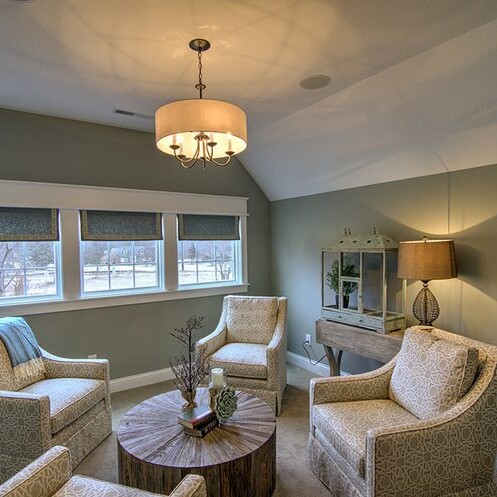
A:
80;210;162;241
0;207;59;241
178;214;240;241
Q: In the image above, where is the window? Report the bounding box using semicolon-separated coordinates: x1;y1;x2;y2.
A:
0;241;59;299
79;210;163;295
178;240;237;285
177;214;240;286
0;207;60;302
81;240;160;294
0;181;248;314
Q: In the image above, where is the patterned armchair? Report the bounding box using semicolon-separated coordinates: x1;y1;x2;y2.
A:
197;295;287;415
0;445;206;497
0;320;112;483
308;326;497;497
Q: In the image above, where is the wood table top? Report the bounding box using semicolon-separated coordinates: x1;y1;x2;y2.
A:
117;388;276;469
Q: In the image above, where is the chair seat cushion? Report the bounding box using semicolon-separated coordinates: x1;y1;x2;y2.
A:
209;343;267;379
313;399;418;478
21;378;107;434
389;328;479;419
54;475;164;496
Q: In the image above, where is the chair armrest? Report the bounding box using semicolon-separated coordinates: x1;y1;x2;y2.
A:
0;391;52;461
0;446;72;497
41;349;110;384
169;474;206;497
366;364;497;496
196;326;227;358
310;359;395;406
196;304;228;358
266;299;287;390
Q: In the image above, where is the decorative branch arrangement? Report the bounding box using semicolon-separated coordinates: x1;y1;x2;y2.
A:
170;315;210;412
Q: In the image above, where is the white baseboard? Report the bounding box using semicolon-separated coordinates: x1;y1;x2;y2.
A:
110;354;347;394
286;351;330;376
110;367;175;393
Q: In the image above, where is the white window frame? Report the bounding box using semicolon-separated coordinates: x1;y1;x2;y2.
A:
0;180;248;317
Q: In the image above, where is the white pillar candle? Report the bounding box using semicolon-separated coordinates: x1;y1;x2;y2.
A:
211;368;224;389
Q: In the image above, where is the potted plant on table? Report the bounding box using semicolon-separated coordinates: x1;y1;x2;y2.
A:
326;259;357;308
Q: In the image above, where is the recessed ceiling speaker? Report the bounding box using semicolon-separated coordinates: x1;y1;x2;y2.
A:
299;74;332;90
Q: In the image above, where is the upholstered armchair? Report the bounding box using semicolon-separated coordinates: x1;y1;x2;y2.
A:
308;326;497;497
0;445;206;497
0;319;112;483
197;295;287;415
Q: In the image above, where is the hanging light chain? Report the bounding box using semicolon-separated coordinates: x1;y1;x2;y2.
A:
195;49;206;98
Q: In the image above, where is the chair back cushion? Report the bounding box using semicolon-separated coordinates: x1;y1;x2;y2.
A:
226;296;279;344
389;328;479;419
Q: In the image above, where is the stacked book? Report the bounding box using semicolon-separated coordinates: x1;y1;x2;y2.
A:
178;406;218;437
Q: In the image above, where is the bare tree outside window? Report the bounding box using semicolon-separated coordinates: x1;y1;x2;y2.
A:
0;241;58;298
178;240;236;285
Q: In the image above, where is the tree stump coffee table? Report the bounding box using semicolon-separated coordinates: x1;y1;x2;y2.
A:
117;388;276;497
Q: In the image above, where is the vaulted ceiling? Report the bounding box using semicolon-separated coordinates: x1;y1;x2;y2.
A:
1;0;496;200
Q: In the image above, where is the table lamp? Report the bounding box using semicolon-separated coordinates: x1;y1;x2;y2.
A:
397;237;457;326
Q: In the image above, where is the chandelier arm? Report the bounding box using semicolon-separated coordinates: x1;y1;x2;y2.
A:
210;155;232;167
205;141;233;167
172;142;201;169
204;141;233;167
205;142;214;161
201;140;207;170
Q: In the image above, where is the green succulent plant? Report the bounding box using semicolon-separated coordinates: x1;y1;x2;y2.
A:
214;386;238;422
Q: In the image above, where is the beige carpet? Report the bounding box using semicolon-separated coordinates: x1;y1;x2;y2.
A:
75;364;330;497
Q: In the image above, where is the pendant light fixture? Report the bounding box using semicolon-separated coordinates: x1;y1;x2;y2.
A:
155;39;247;169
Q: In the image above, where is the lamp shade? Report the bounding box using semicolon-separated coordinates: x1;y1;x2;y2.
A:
155;99;247;159
397;239;457;281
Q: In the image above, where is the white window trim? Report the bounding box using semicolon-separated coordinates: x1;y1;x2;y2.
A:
0;180;249;317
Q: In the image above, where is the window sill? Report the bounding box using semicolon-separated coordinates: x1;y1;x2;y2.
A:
0;283;249;317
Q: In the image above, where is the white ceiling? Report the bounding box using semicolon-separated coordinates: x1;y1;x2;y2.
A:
1;0;496;200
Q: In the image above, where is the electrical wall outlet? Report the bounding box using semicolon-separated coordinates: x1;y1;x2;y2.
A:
88;354;97;359
305;334;312;344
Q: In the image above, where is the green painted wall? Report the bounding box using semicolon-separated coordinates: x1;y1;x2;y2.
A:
270;164;497;374
0;108;271;378
3;107;496;378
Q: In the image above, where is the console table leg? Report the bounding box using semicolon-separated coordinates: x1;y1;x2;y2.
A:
323;345;342;376
336;349;343;375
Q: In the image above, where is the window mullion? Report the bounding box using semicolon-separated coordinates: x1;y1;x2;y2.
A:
214;241;218;281
163;214;178;291
240;216;248;285
60;209;81;300
22;242;27;296
195;241;199;284
107;242;111;291
132;242;136;288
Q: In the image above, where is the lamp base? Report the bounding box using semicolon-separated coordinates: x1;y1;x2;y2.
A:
412;282;440;326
